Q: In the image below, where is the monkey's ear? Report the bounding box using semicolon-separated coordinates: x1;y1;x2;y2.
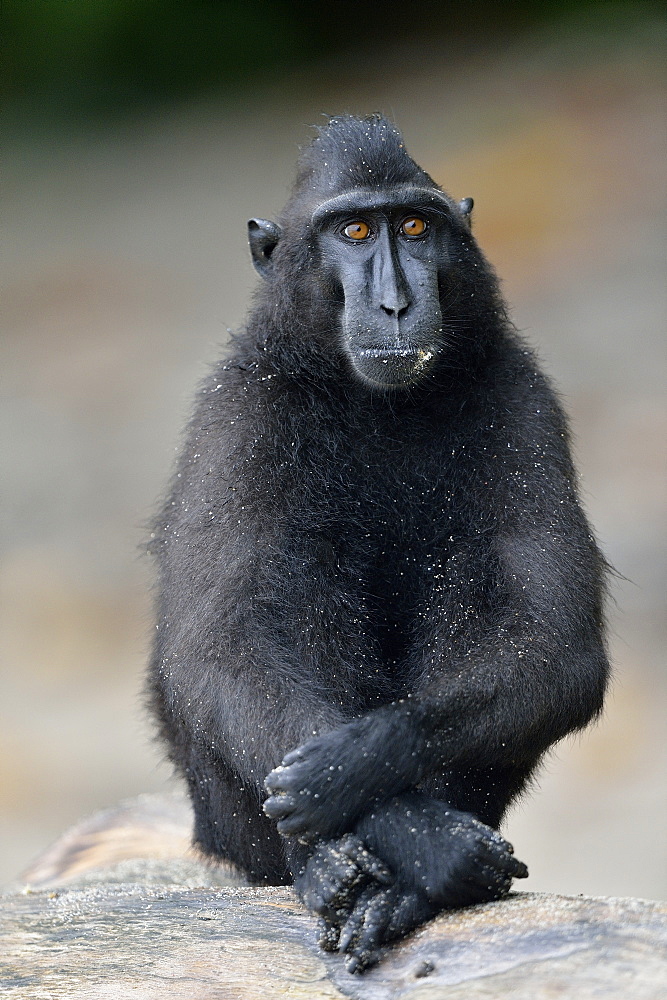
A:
458;197;474;229
248;218;282;277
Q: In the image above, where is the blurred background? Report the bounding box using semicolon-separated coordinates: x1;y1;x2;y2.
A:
2;1;666;896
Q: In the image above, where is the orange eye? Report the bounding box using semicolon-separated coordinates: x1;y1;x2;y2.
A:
343;221;371;240
401;216;427;238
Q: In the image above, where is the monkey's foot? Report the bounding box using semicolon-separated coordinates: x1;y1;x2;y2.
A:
294;835;393;952
334;882;433;973
327;797;529;973
330;859;523;975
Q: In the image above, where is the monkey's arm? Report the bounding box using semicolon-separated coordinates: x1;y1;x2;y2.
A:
264;506;609;840
150;495;391;795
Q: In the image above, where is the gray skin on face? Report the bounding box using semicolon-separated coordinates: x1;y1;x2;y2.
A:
249;185;464;390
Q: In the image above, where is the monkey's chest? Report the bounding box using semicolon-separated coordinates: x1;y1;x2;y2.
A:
351;525;439;668
340;504;492;648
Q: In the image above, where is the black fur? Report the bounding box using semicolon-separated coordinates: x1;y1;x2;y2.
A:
148;115;609;972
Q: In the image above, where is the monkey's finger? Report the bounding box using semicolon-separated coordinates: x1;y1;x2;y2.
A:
476;839;528;878
312;864;384;915
337;885;378;953
340;885;394;953
275;812;310;836
318;915;341;953
471;826;515;856
465;817;520;854
339;837;393;885
483;850;528;881
463;845;530;897
321;848;361;885
264;763;303;793
322;865;366;904
306;884;344;915
345;947;382;975
281;747;308;766
477;824;511;848
472;829;525;867
262;793;297;819
342;889;394;974
304;859;362;912
511;858;529;878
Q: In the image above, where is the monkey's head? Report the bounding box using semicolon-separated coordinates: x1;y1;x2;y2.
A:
248;115;479;390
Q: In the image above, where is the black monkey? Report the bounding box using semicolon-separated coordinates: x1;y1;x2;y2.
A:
149;115;609;972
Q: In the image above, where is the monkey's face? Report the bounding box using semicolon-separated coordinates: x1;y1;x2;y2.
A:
312;187;456;389
248;184;472;390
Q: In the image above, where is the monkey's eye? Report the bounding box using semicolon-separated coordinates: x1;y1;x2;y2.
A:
401;216;428;238
342;221;371;241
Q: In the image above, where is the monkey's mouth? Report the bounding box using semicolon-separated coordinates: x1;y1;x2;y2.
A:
352;346;438;387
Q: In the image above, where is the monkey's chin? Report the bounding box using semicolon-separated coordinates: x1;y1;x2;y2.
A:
350;347;438;388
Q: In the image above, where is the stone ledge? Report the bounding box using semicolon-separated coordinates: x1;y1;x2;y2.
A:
2;794;665;999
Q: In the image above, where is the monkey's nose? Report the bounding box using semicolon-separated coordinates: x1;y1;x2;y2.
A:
380;301;410;319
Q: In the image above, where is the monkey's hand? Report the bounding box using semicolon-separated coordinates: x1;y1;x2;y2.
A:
327;794;528;973
263;716;420;839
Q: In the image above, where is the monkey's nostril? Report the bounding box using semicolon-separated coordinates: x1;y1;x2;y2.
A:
381;303;409;318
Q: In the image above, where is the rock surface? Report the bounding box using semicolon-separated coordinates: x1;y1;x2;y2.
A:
3;795;666;1000
2;884;665;999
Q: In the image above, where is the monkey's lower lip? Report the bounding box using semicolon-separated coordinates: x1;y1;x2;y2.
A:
359;347;437;360
352;346;438;387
